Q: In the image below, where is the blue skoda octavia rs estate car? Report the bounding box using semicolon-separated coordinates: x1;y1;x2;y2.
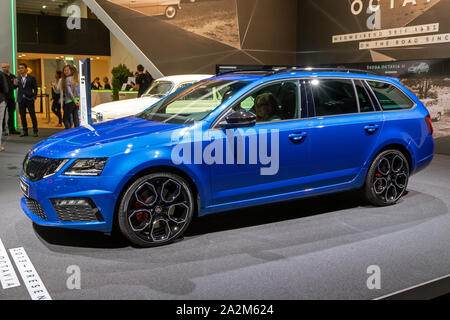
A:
20;68;434;247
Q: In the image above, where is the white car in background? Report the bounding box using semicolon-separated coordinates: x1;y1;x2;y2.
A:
423;98;444;121
92;74;212;123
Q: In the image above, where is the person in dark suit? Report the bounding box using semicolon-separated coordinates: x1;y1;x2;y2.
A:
1;62;19;135
14;63;38;137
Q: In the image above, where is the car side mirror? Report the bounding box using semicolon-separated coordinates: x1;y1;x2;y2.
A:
220;110;256;129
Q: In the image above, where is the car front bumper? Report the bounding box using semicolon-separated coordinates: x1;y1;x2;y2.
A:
19;173;120;233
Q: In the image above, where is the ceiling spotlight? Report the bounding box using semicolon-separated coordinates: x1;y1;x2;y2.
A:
42;5;47;9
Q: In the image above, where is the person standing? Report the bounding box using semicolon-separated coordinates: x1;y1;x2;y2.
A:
0;70;9;151
134;65;153;98
61;65;80;129
91;77;103;90
103;77;111;90
51;71;63;126
1;63;19;135
14;63;38;137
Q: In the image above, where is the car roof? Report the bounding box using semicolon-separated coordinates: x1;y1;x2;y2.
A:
211;71;400;84
208;73;267;82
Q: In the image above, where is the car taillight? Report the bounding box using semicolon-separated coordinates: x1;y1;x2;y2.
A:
425;115;433;135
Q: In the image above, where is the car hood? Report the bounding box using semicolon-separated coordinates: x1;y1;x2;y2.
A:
30;116;184;159
92;96;161;120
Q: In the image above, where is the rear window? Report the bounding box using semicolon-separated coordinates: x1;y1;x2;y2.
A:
355;80;375;113
311;79;359;116
367;81;414;111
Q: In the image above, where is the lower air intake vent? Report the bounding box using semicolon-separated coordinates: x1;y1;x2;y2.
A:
51;198;104;222
25;197;47;220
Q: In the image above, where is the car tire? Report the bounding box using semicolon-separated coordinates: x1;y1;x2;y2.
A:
118;172;195;247
436;112;442;122
362;150;409;206
165;6;177;19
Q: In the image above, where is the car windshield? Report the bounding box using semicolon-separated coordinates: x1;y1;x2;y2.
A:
138;80;250;124
142;80;174;98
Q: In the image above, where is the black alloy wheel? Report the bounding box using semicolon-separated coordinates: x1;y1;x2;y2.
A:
363;150;410;206
118;172;194;247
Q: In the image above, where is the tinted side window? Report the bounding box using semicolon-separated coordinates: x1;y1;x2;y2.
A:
234;81;300;123
355;80;374;113
311;79;358;116
367;81;414;110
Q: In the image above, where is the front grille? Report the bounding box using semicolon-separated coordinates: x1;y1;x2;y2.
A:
23;155;65;182
25;197;47;220
51;198;104;222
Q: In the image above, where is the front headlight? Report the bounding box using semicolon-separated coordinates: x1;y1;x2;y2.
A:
44;159;70;179
63;158;109;176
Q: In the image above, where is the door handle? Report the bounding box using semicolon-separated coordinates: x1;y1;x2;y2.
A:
289;132;307;143
364;124;379;134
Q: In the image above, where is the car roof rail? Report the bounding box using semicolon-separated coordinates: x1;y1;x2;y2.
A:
267;67;378;76
215;65;378;76
215;65;276;75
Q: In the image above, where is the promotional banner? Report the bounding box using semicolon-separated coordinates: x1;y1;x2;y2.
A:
297;0;450;64
89;0;298;75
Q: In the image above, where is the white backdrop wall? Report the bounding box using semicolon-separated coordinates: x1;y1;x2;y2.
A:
110;33;140;76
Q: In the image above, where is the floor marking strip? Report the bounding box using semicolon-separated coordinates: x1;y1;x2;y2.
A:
0;238;20;290
9;247;51;300
374;274;450;300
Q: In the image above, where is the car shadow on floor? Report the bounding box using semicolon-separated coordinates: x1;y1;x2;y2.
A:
32;223;130;249
33;190;366;249
185;190;366;237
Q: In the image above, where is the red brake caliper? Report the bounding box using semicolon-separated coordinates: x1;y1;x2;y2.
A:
135;201;144;208
135;211;147;223
134;199;146;223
